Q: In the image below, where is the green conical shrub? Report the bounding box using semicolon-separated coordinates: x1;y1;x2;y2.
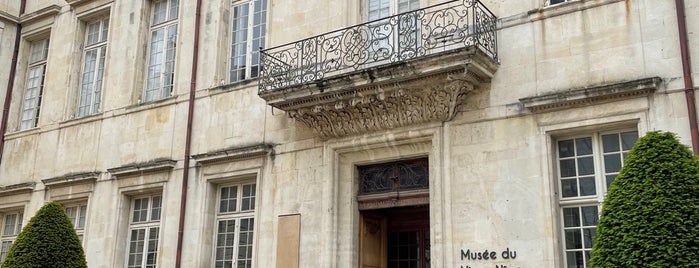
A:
590;131;699;267
1;202;87;268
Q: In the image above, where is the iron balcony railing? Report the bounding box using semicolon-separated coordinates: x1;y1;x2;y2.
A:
259;0;497;93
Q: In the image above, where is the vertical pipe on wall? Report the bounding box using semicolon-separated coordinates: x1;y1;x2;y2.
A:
0;1;26;167
174;0;203;266
676;0;699;155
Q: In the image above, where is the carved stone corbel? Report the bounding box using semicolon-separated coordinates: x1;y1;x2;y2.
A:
288;73;477;139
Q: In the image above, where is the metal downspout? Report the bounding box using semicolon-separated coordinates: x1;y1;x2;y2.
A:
0;1;26;167
174;0;203;266
675;0;699;155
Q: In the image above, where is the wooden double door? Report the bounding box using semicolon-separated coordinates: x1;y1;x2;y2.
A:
359;207;430;268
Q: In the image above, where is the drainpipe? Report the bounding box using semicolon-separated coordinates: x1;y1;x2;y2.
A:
675;0;698;155
0;1;26;167
174;0;202;266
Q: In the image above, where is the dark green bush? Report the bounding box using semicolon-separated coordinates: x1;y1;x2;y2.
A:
1;202;87;268
590;131;699;267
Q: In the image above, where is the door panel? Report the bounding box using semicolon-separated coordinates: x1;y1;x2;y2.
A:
359;213;387;268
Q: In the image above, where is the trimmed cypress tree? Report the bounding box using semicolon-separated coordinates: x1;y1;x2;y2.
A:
1;202;87;268
590;131;699;267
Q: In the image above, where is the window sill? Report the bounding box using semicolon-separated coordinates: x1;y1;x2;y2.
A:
207;78;258;93
6;126;41;139
59;112;105;128
124;95;178;112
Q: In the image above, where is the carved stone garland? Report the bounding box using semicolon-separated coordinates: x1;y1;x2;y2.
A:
288;74;476;139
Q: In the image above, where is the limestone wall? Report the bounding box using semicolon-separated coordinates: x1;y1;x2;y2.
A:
0;0;697;267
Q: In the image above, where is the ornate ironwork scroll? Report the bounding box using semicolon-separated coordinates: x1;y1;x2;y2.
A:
259;0;498;93
358;158;429;195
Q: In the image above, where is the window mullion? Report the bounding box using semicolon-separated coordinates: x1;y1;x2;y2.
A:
142;227;150;268
592;134;606;204
246;1;254;79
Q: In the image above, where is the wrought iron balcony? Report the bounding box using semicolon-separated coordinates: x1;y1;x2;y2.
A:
258;0;499;139
259;0;497;93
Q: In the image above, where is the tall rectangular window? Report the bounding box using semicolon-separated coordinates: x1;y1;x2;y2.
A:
556;130;638;268
20;38;49;130
229;0;267;82
64;203;88;242
78;18;109;117
214;183;256;268
0;210;23;263
126;195;162;268
145;0;178;102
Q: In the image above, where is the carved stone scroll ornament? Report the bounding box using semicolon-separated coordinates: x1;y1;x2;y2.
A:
288;75;476;139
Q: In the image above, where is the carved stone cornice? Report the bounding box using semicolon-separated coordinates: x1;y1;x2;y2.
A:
0;182;36;197
519;77;662;113
107;158;177;179
260;48;498;139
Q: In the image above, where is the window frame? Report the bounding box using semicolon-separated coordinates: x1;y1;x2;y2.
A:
144;0;179;102
63;202;89;244
554;129;638;268
213;182;257;268
125;194;163;268
0;209;24;263
228;0;267;83
75;15;111;118
19;38;50;130
77;17;110;118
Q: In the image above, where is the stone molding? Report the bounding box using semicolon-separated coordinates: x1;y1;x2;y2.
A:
192;144;273;165
357;190;429;210
519;77;662;113
19;5;61;24
0;10;19;23
107;159;177;178
42;172;100;187
0;182;36;197
260;48;498;139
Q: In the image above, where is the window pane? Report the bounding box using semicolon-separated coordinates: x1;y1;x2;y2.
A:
3;214;16;236
578;177;596;196
583;228;596;248
604;154;622;173
562;207;580;227
606;175;616;189
78;205;87;229
621;131;638;150
101;19;110;42
602;134;620;153
558;140;575;158
561;179;578;198
564;229;582;249
576;157;594;176
580;206;598;226
575;137;592;155
559;159;576;178
65;207;78;227
151;196;162;221
566;251;583;268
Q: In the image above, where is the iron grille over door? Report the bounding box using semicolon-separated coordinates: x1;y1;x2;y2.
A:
358;158;429;195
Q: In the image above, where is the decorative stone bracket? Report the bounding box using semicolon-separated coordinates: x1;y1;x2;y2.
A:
259;48;499;139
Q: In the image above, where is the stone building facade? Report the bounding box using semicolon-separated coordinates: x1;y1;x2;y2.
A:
0;0;697;267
